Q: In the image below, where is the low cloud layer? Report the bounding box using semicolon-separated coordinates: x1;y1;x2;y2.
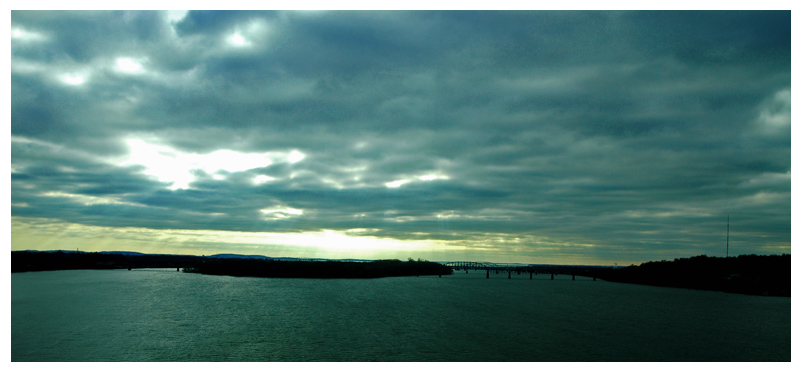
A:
11;11;791;264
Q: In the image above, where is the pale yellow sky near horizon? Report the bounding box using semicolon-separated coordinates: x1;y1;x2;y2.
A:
9;216;642;265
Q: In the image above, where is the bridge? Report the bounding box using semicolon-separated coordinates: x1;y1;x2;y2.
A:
444;261;610;280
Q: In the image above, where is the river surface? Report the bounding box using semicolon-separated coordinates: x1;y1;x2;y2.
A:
11;268;790;361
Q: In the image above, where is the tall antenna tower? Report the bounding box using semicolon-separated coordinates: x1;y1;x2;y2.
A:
726;215;729;258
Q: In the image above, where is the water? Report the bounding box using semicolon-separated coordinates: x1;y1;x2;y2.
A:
11;269;790;361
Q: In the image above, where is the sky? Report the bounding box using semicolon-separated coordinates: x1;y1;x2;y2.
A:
8;9;792;265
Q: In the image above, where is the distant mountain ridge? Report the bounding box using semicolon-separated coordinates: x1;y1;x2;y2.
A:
209;253;271;260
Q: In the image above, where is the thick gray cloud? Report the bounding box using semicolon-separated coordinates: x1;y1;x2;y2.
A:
10;10;791;264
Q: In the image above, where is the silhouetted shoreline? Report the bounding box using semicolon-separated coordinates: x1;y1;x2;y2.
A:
184;258;452;278
10;251;451;279
11;251;790;295
595;254;790;297
11;250;205;272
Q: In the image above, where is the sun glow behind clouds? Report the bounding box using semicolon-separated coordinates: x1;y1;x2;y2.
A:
287;150;305;163
386;173;450;188
120;138;304;190
115;57;146;73
11;217;448;259
11;26;47;42
228;33;248;46
40;191;140;206
260;206;304;220
166;10;188;23
60;73;86;86
419;174;449;181
385;179;410;188
12;215;603;264
253;175;276;185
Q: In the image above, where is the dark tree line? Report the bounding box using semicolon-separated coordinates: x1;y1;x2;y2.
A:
184;258;453;279
13;251;788;294
595;254;790;297
11;251;453;279
12;250;205;272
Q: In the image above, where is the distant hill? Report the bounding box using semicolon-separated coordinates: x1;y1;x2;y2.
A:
209;253;271;260
98;251;146;256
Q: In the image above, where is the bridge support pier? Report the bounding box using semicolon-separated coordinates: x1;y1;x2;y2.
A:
530;272;532;279
572;275;575;281
508;271;511;279
551;273;554;280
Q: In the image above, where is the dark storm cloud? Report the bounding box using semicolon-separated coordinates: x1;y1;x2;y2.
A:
11;11;167;62
10;10;791;263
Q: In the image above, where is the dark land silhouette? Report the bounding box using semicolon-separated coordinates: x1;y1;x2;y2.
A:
183;258;452;278
10;251;451;279
594;254;790;297
11;250;790;295
12;250;205;272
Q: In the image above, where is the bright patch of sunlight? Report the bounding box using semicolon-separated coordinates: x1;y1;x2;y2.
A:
11;217;457;260
60;73;87;86
260;206;304;220
227;33;248;46
200;149;272;173
115;57;145;73
385;179;410;188
284;229;435;252
287;150;305;163
120;138;305;190
224;20;273;49
386;173;449;188
41;191;140;206
419;174;449;181
253;175;276;185
166;10;188;23
11;27;47;42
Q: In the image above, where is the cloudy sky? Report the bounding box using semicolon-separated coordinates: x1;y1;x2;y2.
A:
9;10;791;265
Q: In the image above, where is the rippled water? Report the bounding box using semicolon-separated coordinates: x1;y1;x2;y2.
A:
11;269;790;361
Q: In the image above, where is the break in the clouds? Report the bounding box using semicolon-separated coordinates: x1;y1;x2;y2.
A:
10;10;791;264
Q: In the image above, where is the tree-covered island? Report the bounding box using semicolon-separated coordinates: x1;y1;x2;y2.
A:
183;257;452;279
11;250;452;279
